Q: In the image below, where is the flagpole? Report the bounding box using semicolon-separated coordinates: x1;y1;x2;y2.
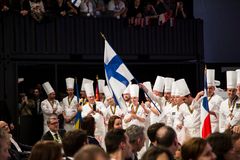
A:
100;32;106;40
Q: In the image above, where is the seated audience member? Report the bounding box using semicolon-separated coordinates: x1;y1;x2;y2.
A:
127;0;144;26
79;0;94;16
62;129;88;159
141;146;174;160
230;132;240;159
11;0;30;16
56;0;77;16
147;122;165;147
181;137;216;160
92;0;105;16
156;126;179;156
108;115;122;131
81;115;101;147
42;113;66;143
0;121;31;160
126;125;145;160
28;141;62;160
174;1;186;19
105;128;132;160
207;132;237;160
29;0;46;22
107;0;127;19
74;144;109;160
0;0;9;12
0;128;10;160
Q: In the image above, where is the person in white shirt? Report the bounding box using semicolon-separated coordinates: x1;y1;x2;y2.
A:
124;84;145;127
81;83;107;148
62;78;78;132
41;82;63;134
219;71;240;132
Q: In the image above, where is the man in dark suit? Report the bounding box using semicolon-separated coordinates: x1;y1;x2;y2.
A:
42;113;66;143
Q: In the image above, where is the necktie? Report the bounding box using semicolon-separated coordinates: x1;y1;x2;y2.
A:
54;133;60;143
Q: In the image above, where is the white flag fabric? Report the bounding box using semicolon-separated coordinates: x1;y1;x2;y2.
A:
104;40;134;107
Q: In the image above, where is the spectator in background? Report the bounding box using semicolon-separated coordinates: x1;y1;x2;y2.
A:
92;0;105;16
107;0;127;19
81;115;101;147
11;0;30;16
127;0;144;26
79;0;94;16
207;132;237;160
0;0;9;12
74;144;109;160
181;137;216;160
28;141;62;160
126;125;145;160
56;0;77;16
29;0;46;22
174;1;186;19
62;129;88;159
108;115;122;131
147;122;165;147
105;129;132;160
0;128;10;160
141;146;174;160
42;114;66;143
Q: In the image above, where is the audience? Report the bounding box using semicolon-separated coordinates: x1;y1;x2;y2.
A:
62;129;88;158
181;137;216;160
28;140;62;160
126;125;145;160
81;115;101;147
108;115;123;131
105;128;132;160
207;132;236;160
42;113;66;143
147;122;165;147
156;125;179;157
141;146;174;160
74;144;109;160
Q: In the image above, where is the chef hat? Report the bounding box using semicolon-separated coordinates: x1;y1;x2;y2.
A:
42;81;54;95
123;83;131;94
103;85;113;100
143;81;152;92
130;84;139;98
171;81;177;96
153;76;165;92
81;78;93;91
175;79;190;97
84;83;94;97
207;69;215;87
143;81;152;97
164;77;175;92
98;79;105;93
226;71;237;89
66;77;74;89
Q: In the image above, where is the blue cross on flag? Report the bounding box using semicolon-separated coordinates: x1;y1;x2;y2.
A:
104;40;134;104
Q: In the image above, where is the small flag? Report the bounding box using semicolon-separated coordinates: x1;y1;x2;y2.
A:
201;67;212;138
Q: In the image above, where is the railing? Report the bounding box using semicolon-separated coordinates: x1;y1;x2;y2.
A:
0;12;203;62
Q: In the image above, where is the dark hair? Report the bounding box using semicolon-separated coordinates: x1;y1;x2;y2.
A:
29;141;62;160
141;146;174;160
207;132;233;159
74;144;108;160
62;129;87;157
156;126;176;147
105;129;126;154
147;123;165;142
108;115;121;131
181;137;208;160
81;115;95;136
